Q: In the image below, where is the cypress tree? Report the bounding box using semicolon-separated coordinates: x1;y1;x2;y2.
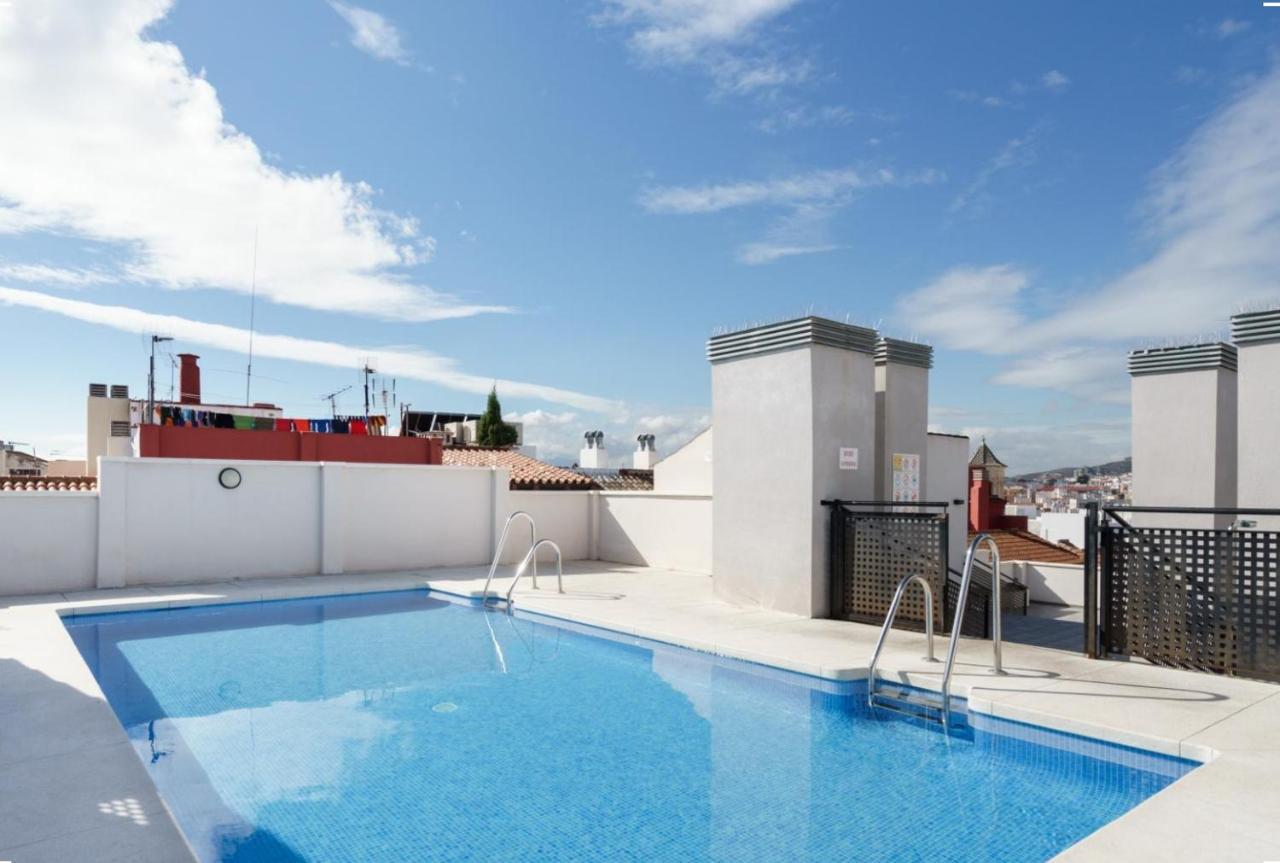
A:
476;386;518;447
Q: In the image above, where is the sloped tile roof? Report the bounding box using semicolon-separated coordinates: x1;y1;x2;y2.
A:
442;446;595;490
970;529;1084;565
0;476;97;492
583;469;655;492
969;438;1006;468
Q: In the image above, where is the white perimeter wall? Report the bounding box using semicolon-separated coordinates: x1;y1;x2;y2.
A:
597;493;712;573
0;457;713;595
1036;512;1086;548
0;493;98;594
653;428;713;496
1005;561;1085;606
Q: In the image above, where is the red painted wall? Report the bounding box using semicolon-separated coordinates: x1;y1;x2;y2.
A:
969;474;1029;532
138;425;442;465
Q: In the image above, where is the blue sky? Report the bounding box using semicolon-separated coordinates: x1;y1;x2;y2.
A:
1;0;1278;471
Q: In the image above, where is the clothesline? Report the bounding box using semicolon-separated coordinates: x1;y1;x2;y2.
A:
154;406;388;435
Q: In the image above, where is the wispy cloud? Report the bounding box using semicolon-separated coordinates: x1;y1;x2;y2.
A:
948;89;1011;109
737;242;840;265
949;71;1070;109
1041;69;1071;91
329;2;411;65
756;104;879;134
902;65;1280;404
895;264;1031;352
0;0;496;321
0;261;117;287
0;287;620;414
505;406;709;466
595;0;810;95
1216;18;1250;39
644;165;940;264
641;167;940;214
949;127;1040;216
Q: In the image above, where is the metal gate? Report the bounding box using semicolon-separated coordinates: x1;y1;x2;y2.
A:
827;501;949;631
1085;503;1280;683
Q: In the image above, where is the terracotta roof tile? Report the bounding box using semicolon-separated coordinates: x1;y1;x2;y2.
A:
0;476;97;492
583;469;654;492
442;447;595;491
970;529;1083;565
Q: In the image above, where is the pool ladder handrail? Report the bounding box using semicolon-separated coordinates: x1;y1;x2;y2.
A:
505;539;564;607
938;533;1004;725
866;574;938;704
480;511;538;604
865;533;1004;732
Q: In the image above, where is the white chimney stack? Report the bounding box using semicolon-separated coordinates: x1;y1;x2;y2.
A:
579;430;607;468
633;434;657;469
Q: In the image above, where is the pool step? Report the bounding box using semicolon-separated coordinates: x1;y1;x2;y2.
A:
869;685;962;728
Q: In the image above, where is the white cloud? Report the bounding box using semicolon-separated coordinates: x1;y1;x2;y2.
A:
0;0;499;321
599;0;801;62
932;420;1130;475
1037;65;1280;344
1041;69;1071;91
895;264;1030;352
949;89;1012;108
949;127;1040;215
641;167;940;214
1216;18;1250;39
329;2;410;65
737;242;839;265
595;0;810;95
0;262;117;287
505;408;710;466
756;104;870;134
645;166;939;265
0;287;620;413
904;65;1280;406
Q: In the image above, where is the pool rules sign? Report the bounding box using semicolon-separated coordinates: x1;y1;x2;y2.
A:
892;453;921;502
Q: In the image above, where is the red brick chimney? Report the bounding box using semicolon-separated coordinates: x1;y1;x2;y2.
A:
178;353;201;404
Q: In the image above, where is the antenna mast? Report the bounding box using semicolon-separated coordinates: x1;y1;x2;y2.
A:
245;227;259;405
320;385;353;419
360;359;376;417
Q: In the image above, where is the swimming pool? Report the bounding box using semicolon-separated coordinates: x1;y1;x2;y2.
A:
67;590;1194;862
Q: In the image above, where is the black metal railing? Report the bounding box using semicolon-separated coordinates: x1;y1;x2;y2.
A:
1086;503;1280;682
823;499;989;636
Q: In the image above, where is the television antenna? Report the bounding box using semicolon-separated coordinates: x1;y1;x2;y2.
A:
359;358;377;417
320;385;353;419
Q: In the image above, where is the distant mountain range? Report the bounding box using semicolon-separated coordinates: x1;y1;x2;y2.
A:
1011;457;1131;483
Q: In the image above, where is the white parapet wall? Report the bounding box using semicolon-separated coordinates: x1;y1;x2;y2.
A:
0;492;98;594
595;493;712;573
499;490;594;564
1005;560;1085;607
0;457;712;595
95;458;508;587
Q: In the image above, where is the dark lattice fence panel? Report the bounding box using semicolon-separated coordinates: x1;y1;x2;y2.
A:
834;511;947;631
1103;525;1280;683
944;575;989;638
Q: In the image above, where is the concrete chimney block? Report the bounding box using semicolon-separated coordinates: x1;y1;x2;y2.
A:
708;316;878;617
874;337;932;504
1129;342;1237;528
1232;309;1280;527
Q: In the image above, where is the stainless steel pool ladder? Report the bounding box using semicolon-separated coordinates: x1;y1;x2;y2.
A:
480;511;538;604
505;539;564;608
865;533;1004;732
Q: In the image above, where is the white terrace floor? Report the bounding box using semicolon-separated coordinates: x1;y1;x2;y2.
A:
1;561;1278;862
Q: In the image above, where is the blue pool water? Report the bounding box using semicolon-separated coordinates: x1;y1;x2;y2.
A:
67;590;1194;863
